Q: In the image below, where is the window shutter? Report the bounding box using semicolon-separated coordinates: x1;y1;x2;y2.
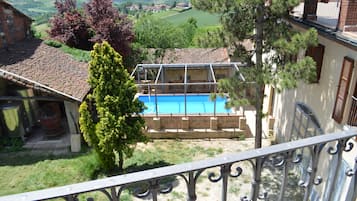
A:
332;57;354;123
306;44;325;83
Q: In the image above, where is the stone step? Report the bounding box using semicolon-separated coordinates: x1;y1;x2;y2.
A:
24;138;70;150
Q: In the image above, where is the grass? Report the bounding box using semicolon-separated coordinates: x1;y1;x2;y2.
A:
0;152;99;196
123;140;223;172
153;8;220;27
151;10;178;18
32;23;49;39
0;140;223;197
43;40;91;62
60;45;91;62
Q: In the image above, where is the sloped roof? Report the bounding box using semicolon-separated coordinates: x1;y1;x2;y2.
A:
0;0;32;21
144;48;230;64
0;39;89;102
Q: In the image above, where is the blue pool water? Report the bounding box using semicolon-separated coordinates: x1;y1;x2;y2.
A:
138;94;231;114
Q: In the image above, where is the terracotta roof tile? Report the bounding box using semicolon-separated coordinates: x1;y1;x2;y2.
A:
144;48;230;64
0;39;89;102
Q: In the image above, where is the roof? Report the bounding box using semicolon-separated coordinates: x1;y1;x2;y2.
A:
144;48;230;64
0;39;89;102
0;0;32;21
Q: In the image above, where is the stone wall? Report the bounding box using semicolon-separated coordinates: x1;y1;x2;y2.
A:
143;115;243;130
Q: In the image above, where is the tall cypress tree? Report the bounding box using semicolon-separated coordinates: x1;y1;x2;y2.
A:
192;0;318;149
79;42;147;171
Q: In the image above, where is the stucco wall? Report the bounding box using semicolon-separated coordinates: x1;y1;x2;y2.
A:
264;26;357;200
269;29;357;142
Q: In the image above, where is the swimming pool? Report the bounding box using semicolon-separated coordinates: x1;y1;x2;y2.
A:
138;94;231;115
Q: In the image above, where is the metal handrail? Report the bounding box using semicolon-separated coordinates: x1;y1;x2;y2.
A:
0;129;356;201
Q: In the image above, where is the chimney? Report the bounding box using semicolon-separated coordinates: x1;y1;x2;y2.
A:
303;0;318;20
338;0;357;32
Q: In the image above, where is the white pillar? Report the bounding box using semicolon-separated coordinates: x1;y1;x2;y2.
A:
64;101;81;152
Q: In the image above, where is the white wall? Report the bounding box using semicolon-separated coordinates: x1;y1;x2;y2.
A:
270;29;357;142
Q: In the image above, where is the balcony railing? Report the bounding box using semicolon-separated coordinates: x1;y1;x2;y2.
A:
348;96;357;126
0;129;356;201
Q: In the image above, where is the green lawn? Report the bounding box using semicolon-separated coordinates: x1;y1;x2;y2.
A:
59;45;91;62
33;23;49;38
0;140;223;197
151;10;178;18
0;152;99;196
153;8;221;27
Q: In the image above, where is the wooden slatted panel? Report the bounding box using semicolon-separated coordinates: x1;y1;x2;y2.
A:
332;57;354;123
306;44;325;83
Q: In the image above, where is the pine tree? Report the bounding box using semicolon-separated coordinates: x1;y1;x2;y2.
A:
192;0;318;150
191;1;318;200
79;42;147;171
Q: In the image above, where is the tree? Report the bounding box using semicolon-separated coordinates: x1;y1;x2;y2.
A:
79;42;147;171
191;0;317;149
134;16;198;62
135;16;186;49
171;1;177;9
48;0;92;50
85;0;134;57
191;1;318;200
179;17;198;46
192;26;227;48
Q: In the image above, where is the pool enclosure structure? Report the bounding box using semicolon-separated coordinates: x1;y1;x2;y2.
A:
131;63;245;95
131;63;250;135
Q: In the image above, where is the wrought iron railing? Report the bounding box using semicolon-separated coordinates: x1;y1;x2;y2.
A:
0;130;356;201
348;96;357;126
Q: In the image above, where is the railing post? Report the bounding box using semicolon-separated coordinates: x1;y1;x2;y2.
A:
302;144;324;201
187;172;197;201
325;138;353;201
65;195;77;201
251;157;264;201
278;158;289;200
110;187;119;201
150;180;160;201
221;164;231;201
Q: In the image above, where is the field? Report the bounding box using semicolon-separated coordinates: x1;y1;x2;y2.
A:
8;0;188;18
115;0;188;4
7;0;87;17
153;8;221;27
7;0;220;28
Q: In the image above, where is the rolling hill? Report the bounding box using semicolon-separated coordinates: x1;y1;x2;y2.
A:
159;8;220;27
7;0;87;17
7;0;189;18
